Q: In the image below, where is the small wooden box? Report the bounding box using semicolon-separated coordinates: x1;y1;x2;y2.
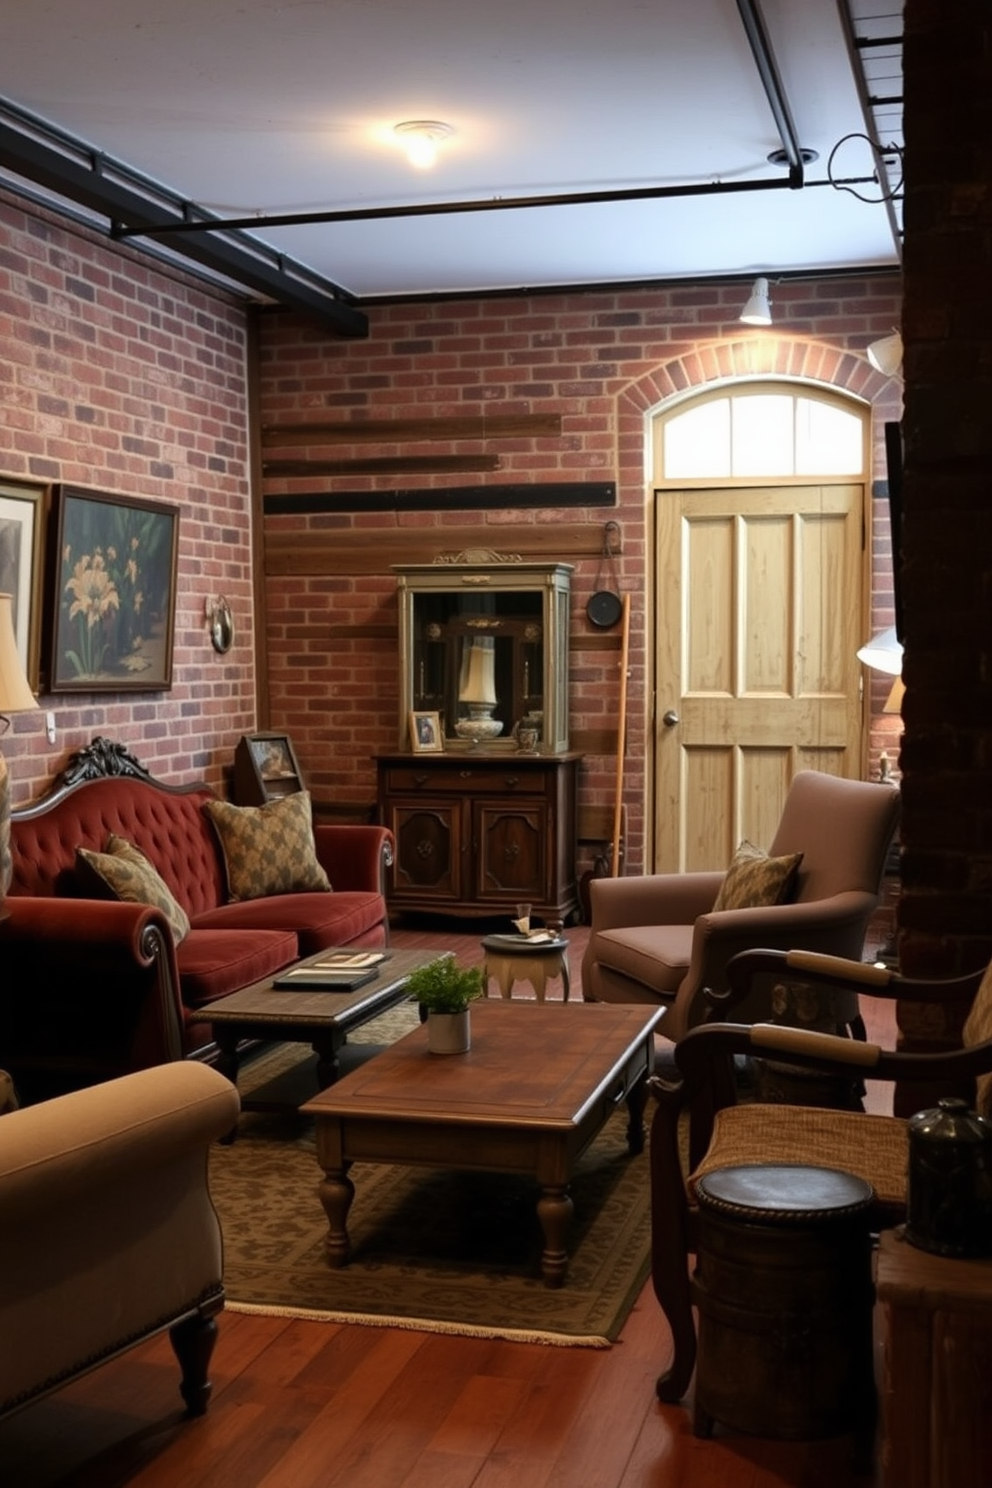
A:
233;734;305;805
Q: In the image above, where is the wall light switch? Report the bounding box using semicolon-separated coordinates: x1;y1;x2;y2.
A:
46;710;56;744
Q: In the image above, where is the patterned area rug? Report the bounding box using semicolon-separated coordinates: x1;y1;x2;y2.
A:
209;1003;652;1347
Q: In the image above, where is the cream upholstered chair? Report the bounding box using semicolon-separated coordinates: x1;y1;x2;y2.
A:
0;1061;240;1422
582;771;900;1041
648;947;992;1405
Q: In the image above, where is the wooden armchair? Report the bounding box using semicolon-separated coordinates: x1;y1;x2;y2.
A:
649;947;992;1405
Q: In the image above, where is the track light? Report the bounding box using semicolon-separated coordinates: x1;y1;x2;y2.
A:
739;277;772;326
867;330;903;377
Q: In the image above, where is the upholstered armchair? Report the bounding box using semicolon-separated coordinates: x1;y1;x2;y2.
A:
582;770;900;1041
0;1061;240;1422
648;947;992;1404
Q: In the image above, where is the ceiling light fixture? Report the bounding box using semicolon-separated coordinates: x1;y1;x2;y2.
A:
393;120;454;170
867;330;904;377
739;276;772;326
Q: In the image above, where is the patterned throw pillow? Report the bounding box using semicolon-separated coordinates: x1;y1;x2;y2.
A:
76;832;191;944
711;839;804;913
204;790;331;903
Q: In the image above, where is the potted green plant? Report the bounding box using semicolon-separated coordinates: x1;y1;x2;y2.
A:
406;956;484;1054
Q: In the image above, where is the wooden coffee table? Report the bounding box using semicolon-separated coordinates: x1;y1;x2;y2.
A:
189;947;445;1094
301;999;664;1286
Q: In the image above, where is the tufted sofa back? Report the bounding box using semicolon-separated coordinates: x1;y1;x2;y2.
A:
10;776;228;920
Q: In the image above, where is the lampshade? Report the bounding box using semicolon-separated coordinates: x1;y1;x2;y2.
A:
867;330;903;377
739;277;772;326
857;625;903;678
458;637;497;705
0;593;36;713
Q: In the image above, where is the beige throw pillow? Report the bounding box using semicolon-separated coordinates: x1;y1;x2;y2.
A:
204;790;331;903
77;833;191;944
711;839;803;913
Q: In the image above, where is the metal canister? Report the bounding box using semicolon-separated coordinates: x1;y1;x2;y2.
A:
906;1097;992;1257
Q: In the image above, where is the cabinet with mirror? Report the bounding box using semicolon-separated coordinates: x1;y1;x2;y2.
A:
394;553;572;753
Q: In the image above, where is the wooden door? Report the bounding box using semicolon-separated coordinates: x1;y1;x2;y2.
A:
653;482;866;871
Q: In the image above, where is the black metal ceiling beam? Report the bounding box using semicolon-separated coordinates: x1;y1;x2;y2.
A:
736;0;810;188
0;103;368;337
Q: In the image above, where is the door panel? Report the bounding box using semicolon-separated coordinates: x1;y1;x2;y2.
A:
655;483;865;871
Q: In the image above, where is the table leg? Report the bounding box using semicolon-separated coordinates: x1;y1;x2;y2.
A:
316;1166;355;1267
536;1184;574;1287
311;1034;342;1088
213;1030;241;1086
625;1073;647;1154
560;951;571;1002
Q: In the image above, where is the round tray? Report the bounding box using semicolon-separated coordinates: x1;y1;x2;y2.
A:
481;933;567;954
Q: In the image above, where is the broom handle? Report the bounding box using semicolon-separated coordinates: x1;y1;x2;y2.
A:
611;593;631;876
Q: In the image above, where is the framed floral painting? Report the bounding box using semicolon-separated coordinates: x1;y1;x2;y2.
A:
47;485;179;693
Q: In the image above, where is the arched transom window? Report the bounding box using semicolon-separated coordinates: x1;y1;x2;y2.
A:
660;384;866;481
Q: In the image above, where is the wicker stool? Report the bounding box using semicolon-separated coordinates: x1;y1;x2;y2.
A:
691;1163;875;1449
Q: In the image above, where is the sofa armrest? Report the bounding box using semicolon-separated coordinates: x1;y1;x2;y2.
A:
0;898;186;1097
0;1063;239;1419
588;871;724;931
313;823;393;895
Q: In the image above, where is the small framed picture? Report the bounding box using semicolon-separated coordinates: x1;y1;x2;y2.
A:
410;710;443;753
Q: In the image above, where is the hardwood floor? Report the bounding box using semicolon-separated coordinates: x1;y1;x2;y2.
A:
0;918;893;1488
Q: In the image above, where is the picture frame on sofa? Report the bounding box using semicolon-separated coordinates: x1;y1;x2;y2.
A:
46;484;179;693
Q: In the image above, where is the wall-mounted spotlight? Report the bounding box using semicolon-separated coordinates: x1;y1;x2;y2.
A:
739;277;772;326
393;120;454;169
867;330;903;377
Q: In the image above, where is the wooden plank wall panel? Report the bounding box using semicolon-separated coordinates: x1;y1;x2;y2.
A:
263;523;612;575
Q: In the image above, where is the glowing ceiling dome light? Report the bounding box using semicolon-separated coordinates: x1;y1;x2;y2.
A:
393;120;454;169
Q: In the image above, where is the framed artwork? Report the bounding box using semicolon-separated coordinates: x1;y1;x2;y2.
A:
47;485;179;693
0;480;46;689
410;709;443;753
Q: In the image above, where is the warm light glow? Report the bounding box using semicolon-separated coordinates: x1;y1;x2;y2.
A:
459;637;497;705
0;592;36;713
739;277;772;326
393;120;453;170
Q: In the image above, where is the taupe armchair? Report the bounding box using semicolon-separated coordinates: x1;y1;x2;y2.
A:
582;770;900;1041
0;1061;240;1422
648;947;992;1405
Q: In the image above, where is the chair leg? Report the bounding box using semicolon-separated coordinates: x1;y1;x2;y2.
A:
649;1103;698;1402
170;1307;220;1417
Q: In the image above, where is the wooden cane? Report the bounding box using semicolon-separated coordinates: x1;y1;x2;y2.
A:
611;593;631;876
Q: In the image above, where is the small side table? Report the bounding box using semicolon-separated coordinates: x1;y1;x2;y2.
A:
877;1227;992;1488
480;934;571;1002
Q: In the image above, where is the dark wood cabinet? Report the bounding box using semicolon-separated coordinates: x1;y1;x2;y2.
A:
233;733;305;805
376;752;582;922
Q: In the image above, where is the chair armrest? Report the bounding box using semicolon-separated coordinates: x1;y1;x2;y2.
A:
722;947;986;1010
588;871;723;931
313;824;393;895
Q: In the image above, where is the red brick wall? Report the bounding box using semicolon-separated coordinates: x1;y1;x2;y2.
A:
0;191;256;805
257;275;903;872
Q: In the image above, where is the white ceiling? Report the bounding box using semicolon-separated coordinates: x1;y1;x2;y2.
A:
0;0;903;308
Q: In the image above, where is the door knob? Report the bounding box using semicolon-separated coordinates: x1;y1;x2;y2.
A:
662;709;680;727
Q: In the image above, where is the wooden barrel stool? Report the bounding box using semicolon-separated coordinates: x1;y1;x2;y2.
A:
691;1164;876;1449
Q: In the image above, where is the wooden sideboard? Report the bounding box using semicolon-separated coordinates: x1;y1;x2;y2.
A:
376;751;581;923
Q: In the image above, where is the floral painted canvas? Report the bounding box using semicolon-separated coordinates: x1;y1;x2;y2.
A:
47;486;179;692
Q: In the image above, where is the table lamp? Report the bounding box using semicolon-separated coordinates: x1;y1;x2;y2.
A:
0;591;38;902
454;635;503;747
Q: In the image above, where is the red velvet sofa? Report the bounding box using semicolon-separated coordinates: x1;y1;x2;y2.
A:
1;737;392;1103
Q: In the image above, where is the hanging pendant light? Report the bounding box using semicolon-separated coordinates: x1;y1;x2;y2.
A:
739;277;773;326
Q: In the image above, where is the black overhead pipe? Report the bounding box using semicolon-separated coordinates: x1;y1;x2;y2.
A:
735;0;810;188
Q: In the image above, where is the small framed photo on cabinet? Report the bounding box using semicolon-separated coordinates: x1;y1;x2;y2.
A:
410;710;442;753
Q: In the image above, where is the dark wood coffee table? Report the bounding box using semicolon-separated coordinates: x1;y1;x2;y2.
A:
301;1000;664;1286
189;947;445;1094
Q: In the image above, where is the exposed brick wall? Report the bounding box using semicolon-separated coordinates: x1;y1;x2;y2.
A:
898;2;992;1003
256;276;903;873
0;191;256;804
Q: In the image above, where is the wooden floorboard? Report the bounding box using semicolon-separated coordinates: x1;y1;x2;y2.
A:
1;916;895;1487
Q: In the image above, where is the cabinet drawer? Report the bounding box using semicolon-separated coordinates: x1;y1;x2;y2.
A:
386;765;545;794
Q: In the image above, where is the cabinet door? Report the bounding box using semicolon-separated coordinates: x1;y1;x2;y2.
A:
387;798;466;905
473;799;546;903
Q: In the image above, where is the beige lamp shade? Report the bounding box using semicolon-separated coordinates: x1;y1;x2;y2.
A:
867;330;903;377
0;593;36;713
